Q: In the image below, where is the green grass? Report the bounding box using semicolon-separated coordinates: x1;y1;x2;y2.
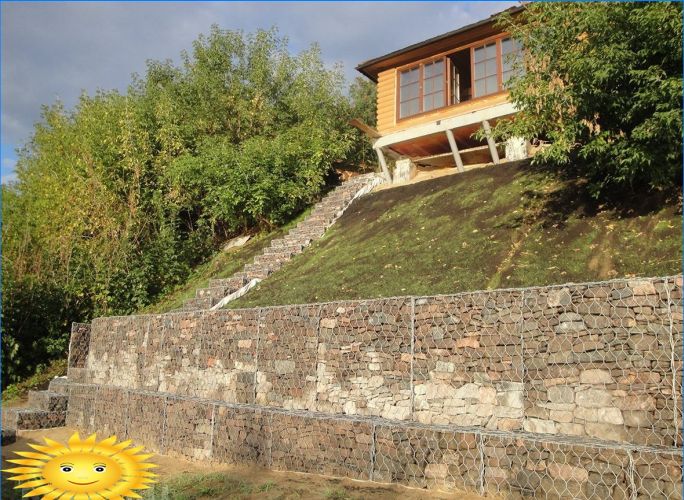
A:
1;358;66;403
143;472;255;499
230;161;681;308
139;208;311;314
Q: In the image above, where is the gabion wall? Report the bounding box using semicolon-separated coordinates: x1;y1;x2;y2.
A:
76;276;682;447
66;383;682;498
66;276;683;497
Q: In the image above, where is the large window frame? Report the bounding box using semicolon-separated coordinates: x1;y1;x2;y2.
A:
397;58;447;120
395;33;521;122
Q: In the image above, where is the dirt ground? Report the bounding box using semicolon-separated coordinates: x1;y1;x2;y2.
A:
2;427;486;500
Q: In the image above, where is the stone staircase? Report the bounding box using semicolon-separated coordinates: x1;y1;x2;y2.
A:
1;377;69;434
181;173;382;311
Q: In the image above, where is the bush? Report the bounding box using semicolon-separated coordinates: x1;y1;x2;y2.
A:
2;26;370;385
489;3;682;196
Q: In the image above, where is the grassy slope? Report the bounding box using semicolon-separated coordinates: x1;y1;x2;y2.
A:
232;161;681;308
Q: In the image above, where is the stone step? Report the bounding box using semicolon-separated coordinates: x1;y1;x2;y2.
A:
28;390;68;412
181;296;214;311
289;227;325;237
196;286;229;301
281;236;312;248
48;377;69;394
270;238;308;249
2;428;16;446
177;175;378;310
264;244;303;255
253;253;292;266
242;264;277;279
2;408;65;431
208;276;248;290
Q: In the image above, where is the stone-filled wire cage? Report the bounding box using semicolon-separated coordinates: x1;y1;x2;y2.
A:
65;276;682;499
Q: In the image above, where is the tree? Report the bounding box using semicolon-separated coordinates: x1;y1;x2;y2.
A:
2;26;367;384
345;76;378;171
489;2;682;196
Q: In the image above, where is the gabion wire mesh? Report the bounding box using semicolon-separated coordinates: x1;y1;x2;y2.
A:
65;383;682;499
68;276;682;498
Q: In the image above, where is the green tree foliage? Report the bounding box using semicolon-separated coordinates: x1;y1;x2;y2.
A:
2;26;373;384
488;2;682;195
346;77;378;170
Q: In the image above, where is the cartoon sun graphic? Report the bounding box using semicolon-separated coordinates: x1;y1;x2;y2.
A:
3;432;157;499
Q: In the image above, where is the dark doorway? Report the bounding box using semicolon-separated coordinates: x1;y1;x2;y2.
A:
449;50;471;105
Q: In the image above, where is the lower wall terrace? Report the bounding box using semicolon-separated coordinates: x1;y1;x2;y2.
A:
72;276;683;449
67;383;682;499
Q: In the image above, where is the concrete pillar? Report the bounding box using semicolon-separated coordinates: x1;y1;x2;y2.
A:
445;129;464;173
482;120;500;165
375;147;392;183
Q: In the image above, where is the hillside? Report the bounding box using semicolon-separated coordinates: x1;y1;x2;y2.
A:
231;161;681;308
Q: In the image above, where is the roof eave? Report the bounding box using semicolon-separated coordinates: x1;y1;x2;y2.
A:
356;5;524;82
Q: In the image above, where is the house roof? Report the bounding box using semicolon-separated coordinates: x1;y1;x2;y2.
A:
356;5;524;82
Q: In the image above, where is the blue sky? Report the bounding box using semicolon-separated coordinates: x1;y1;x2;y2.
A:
1;1;516;184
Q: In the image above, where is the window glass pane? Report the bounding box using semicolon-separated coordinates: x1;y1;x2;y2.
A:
486;43;497;59
433;60;444;76
400;67;419;85
474;62;485;80
501;37;513;55
486;75;498;94
473;46;486;64
424;62;435;78
485;59;498;77
433;90;444;108
409;99;419;116
401;82;419;100
474;79;486;98
424;77;435;93
400;98;420;118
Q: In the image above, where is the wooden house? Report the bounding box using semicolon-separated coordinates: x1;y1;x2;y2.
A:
356;6;527;182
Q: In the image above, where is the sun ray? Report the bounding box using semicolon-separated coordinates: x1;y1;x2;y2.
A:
3;431;157;499
14;451;52;461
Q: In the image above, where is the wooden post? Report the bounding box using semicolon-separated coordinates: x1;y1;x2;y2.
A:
482;120;500;165
445;129;465;173
375;147;392;183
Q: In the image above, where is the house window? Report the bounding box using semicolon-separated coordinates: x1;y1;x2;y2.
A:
399;58;445;119
501;37;523;85
423;60;445;112
473;42;499;98
399;66;420;118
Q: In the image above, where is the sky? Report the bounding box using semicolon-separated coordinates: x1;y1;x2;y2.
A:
1;1;516;184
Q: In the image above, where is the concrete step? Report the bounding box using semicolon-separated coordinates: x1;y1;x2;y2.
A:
28;390;68;412
2;408;65;431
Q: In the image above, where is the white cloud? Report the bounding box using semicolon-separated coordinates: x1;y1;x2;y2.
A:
1;1;516;148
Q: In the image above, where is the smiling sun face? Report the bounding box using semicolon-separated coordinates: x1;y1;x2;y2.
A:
3;432;157;499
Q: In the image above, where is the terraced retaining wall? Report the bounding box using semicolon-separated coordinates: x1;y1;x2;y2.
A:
66;384;681;498
66;276;683;497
